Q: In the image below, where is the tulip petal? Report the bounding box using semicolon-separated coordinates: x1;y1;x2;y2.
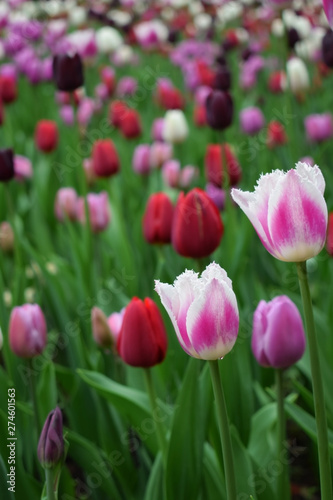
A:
323;0;333;28
251;300;271;366
201;261;232;289
186;278;239;360
267;169;328;261
295;162;325;195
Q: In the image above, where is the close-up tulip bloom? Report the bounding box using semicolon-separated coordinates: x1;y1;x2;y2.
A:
172;188;224;259
92;139;119;177
142;192;174;244
231;162;328;262
37;407;64;469
54;187;78;222
155;262;239;360
252;296;306;369
52;53;84;92
117;297;168;368
35;120;58;153
9;304;47;358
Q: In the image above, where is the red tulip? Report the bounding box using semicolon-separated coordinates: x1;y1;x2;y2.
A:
92;139;119;177
267;121;287;149
205;144;241;187
142;192;174;244
120;109;142;139
193;105;207;127
109;100;128;127
172;188;224;258
0;75;17;104
158;87;184;110
117;297;168;367
35;120;58;153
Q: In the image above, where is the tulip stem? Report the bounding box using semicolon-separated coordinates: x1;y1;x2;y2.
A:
45;468;57;500
296;261;333;500
276;368;290;500
27;359;41;435
143;368;167;467
209;360;237;500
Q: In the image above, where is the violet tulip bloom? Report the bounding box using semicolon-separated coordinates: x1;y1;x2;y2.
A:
240;107;265;135
252;296;306;369
9;304;47;358
37;407;64;469
155;262;239;360
231;162;328;262
304;114;333;143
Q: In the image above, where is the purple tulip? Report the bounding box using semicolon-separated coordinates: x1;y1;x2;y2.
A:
304;113;333;143
37;407;64;468
252;296;306;369
240;107;265;135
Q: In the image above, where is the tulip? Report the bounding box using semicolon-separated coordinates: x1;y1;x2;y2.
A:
107;308;126;348
205;144;242;187
143;192;174;244
162;160;180;188
213;65;231;91
0;148;14;182
0;221;14;252
327;212;333;255
322;30;333;68
205;183;226;211
172;188;224;259
35;120;58;153
193;105;207;127
252;296;306;369
132;144;151;175
92;139;119;177
14;155;33;182
180;165;198;188
9;304;47;358
52;53;84;92
59;105;74;126
37;407;64;469
120;109;142;139
268;71;287;93
304;113;333;142
76;191;111;233
116;77;137;98
96;26;123;53
286;57;310;95
117;297;168;367
54;188;78;222
240;107;265;135
150;142;173;169
231;162;328;262
155;262;239;359
101;67;115;97
162;110;188;144
151;118;165;141
267;121;287;148
0;75;17;104
91;307;113;349
158;87;184;110
205;90;233;130
323;0;333;28
109;100;128;127
77;98;95;128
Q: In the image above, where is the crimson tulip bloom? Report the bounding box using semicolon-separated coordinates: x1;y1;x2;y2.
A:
0;75;17;104
205;144;241;188
109;100;128;127
92;139;119;177
142;192;174;244
117;297;168;367
267;121;287;149
35;120;58;153
120;109;142;139
172;188;224;258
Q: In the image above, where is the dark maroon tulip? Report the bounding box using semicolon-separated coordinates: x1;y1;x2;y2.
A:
37;407;64;468
287;28;300;49
213;66;231;91
117;297;168;368
53;53;84;92
205;90;233;131
322;30;333;68
142;192;174;244
0;148;14;182
172;188;224;258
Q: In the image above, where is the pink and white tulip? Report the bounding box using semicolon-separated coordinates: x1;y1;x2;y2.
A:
9;304;47;358
231;162;328;262
155;262;239;360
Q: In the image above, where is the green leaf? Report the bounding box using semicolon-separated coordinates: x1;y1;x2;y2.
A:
231;426;257;499
37;360;58;424
144;452;164;500
202;443;226;500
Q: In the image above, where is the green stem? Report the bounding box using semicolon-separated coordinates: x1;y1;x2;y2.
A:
209;360;237;500
45;468;57;500
296;261;333;500
27;359;41;435
276;369;290;500
143;368;167;467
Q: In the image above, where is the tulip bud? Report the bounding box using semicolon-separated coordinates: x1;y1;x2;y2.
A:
120;109;142;139
149;142;173;169
205;144;242;188
162;110;189;144
252;296;306;369
109;100;127;127
0;75;17;104
327;212;333;256
54;188;78;222
240;107;265;135
151;118;165;141
132;144;151;175
117;297;168;367
205;90;233;130
37;407;64;468
76;191;111;233
322;30;333;68
92;139;119;177
14;155;33;182
305;113;333;143
52;53;84;92
172;188;224;259
9;304;47;358
0;148;14;182
286;57;310;95
91;307;113;349
0;221;14;252
267;121;287;149
268;71;287;94
35;120;58;153
143;192;174;244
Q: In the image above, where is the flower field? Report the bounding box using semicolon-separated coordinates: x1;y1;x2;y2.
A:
1;1;333;499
